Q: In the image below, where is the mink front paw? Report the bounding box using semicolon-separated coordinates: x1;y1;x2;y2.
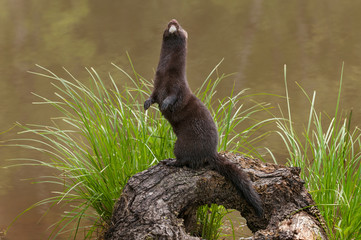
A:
160;98;174;111
144;98;152;110
160;101;170;111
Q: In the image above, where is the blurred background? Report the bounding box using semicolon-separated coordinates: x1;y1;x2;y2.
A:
1;0;361;239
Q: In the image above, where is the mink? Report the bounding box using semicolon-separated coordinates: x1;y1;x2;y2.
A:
144;19;263;217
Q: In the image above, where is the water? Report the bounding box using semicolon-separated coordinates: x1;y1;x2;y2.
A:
1;0;361;239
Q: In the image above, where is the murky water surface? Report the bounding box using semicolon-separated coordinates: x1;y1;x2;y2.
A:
1;1;361;239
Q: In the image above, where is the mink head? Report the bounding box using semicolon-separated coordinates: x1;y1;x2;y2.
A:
162;19;188;47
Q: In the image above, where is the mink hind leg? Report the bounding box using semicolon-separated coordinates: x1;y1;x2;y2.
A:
170;156;208;169
166;156;193;168
172;139;208;169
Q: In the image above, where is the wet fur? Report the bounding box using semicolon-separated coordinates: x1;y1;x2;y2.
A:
144;19;263;217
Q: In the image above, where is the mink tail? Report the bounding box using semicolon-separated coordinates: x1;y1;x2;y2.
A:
209;154;264;217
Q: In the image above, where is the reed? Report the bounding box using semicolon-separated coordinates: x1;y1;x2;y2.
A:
274;64;361;239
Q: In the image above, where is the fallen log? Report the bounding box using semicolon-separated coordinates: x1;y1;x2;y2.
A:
104;153;327;240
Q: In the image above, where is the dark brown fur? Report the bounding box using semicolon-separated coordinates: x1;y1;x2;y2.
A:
144;19;263;217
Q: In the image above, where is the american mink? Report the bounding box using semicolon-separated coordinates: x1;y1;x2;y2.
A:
144;19;263;217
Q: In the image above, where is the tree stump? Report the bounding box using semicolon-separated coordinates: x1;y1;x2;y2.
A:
104;153;327;240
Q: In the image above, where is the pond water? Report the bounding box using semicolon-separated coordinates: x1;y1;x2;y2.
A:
1;0;361;239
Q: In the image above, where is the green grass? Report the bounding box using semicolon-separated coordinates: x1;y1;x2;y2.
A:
196;204;230;240
10;59;360;240
273;64;361;240
6;58;272;239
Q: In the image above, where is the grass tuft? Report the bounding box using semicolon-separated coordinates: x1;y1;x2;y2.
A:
7;59;272;239
274;64;361;239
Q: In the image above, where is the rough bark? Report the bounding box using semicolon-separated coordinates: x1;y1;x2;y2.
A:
104;153;327;240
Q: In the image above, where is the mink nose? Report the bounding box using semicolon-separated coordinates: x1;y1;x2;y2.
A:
168;19;180;33
169;25;177;33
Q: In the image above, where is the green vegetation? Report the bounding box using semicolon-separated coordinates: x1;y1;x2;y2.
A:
273;64;361;240
7;60;361;239
7;59;271;239
196;204;230;240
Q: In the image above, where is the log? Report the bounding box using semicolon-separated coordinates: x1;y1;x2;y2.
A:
104;153;327;240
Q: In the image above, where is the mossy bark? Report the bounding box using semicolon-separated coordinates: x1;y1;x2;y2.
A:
104;153;327;240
